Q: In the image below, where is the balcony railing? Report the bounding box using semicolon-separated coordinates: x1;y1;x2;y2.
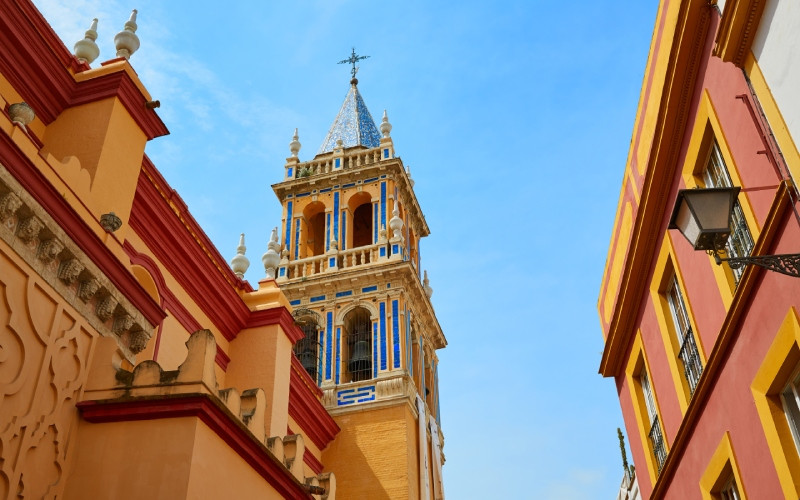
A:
677;327;703;395
294;147;386;179
281;242;384;281
648;416;667;473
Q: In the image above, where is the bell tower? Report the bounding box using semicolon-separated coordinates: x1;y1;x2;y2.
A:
269;58;447;499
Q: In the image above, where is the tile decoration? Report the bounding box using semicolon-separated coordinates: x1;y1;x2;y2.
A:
336;290;353;298
392;300;400;369
318;85;382;155
405;310;412;370
373;202;378;244
284;201;293;251
361;286;378;293
335;327;341;385
325;213;331;251
341;211;347;250
373;322;378;379
337;385;376;406
333;192;340;244
310;295;326;303
289;299;301;306
326;312;333;380
380;302;387;371
380;182;386;236
318;328;324;385
294;218;300;260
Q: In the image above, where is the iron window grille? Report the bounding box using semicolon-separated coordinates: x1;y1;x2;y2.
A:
641;373;667;472
293;319;321;382
345;308;372;382
720;476;741;500
703;141;754;285
780;365;800;455
666;275;703;395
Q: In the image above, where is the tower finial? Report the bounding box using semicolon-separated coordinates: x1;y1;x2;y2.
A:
262;227;281;279
230;233;250;279
380;109;392;138
338;47;369;85
114;9;140;60
423;270;433;298
289;128;301;157
74;18;100;64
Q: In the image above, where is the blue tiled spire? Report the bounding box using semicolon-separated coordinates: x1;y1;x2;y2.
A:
317;81;382;155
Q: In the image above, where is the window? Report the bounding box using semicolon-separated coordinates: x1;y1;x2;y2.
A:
702;141;754;284
780;365;800;454
641;372;667;473
292;312;321;383
719;476;741;500
345;307;372;382
751;309;800;498
666;275;703;395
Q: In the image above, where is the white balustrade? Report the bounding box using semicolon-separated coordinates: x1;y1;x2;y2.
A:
284;242;384;281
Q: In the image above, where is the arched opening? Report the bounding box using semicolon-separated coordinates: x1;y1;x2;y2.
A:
302;202;326;258
348;191;373;249
344;307;372;382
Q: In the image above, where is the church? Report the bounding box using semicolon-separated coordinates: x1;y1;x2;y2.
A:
0;1;446;498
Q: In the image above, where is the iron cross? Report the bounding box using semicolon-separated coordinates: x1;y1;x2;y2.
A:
338;48;369;79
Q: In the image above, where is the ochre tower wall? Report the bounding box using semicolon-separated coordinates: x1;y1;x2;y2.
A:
322;403;420;499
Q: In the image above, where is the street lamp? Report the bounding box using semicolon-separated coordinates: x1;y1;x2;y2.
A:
668;186;800;277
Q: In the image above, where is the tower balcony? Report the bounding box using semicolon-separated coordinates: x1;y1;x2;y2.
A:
285;144;393;180
277;240;405;283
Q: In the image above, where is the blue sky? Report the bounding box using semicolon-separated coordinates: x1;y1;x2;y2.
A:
37;1;659;497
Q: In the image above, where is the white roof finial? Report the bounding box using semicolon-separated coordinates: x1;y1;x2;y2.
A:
262;227;281;279
230;233;250;279
380;109;392;138
389;201;404;241
423;270;433;298
114;10;140;60
74;18;100;64
289;128;301;158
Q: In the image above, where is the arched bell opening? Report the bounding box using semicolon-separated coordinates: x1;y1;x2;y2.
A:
344;307;372;382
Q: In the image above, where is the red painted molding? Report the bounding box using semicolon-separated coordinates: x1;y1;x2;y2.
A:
130;157;252;341
0;0;167;140
71;67;168;140
304;449;324;475
0;129;166;330
248;307;305;344
288;356;339;450
77;395;313;499
124;240;231;371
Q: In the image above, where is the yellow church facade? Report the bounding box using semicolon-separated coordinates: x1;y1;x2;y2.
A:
0;2;446;499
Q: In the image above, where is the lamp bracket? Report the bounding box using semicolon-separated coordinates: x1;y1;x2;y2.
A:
709;247;800;278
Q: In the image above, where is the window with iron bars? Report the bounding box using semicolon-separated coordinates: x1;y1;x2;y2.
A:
666;275;703;395
719;476;742;500
293;320;321;383
780;364;800;456
641;372;667;472
703;141;754;285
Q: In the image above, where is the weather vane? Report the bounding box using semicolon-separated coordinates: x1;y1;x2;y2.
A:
338;47;369;80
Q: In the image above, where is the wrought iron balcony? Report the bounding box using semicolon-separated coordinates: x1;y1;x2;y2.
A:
648;416;667;473
677;327;703;395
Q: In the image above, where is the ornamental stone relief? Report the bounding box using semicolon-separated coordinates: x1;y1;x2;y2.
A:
0;247;97;499
0;163;153;357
